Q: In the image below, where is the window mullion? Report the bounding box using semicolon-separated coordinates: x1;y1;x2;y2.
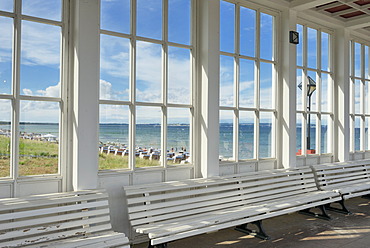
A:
129;0;137;172
162;0;168;169
11;0;22;183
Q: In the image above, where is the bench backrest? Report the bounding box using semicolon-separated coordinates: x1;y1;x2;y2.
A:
311;160;370;190
124;167;317;229
0;189;114;247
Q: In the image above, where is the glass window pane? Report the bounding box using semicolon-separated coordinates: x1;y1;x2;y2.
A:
168;47;190;104
296;113;302;155
307;114;316;154
220;1;235;53
19;101;59;176
20;21;61;97
0;0;13;12
321;73;330;112
239;59;255;108
321;32;329;71
260;62;273;109
0;17;13;95
366;117;370;150
354;42;361;78
307;28;317;69
366;81;370;114
365;45;369;80
22;0;61;21
240;6;255;57
355;116;361;151
260;13;273;61
220;55;234;107
296;69;303;111
168;0;190;45
354;79;361;114
321;114;329;154
100;35;130;101
137;0;162;40
296;24;303;67
259;112;273;158
219;110;234;161
307;71;317;112
239;111;254;160
101;0;130;34
136;41;162;103
0;100;11;177
136;106;161;167
167;108;191;165
99;105;129;170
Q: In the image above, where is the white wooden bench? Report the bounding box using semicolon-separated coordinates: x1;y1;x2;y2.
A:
311;159;370;214
123;167;341;248
0;189;130;248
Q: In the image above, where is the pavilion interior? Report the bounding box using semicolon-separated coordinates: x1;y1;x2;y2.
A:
0;0;370;245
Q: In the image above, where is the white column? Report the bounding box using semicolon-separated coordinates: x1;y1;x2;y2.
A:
197;0;220;178
71;0;100;190
280;9;297;168
335;28;350;162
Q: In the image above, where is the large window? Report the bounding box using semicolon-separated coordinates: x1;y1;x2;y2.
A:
0;0;64;177
99;0;193;170
296;24;333;156
350;40;370;152
219;1;277;162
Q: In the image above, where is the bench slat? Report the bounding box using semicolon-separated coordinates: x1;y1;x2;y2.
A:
1;223;114;248
0;207;110;231
137;191;339;238
0;190;129;248
149;197;340;246
124;170;313;196
126;175;316;205
0;215;111;241
24;232;130;248
0;200;109;222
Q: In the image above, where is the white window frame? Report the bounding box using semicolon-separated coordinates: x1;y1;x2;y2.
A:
350;38;370;153
219;0;278;164
296;21;334;156
0;0;68;181
99;0;196;171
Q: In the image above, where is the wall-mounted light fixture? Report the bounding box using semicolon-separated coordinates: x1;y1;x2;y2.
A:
290;31;299;44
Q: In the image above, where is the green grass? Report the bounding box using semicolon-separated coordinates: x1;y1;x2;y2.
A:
98;152;161;170
0;135;166;177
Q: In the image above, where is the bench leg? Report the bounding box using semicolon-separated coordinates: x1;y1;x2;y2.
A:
298;205;331;220
235;220;270;240
148;242;168;248
361;194;370;200
325;199;352;215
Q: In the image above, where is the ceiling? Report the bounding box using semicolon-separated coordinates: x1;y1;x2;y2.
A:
289;0;370;34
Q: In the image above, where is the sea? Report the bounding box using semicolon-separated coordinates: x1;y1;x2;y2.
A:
0;123;355;157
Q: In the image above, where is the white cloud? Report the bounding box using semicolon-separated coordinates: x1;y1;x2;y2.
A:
21;21;60;66
36;82;60;97
22;88;33;95
101;41;192;104
20;101;59;123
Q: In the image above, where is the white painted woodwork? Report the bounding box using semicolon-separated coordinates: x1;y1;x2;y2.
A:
335;28;351;162
198;0;220;178
290;0;334;11
280;9;298;169
345;16;370;29
124;167;341;246
71;0;100;190
0;189;130;248
311;159;370;199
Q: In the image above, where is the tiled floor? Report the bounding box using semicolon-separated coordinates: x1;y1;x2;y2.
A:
134;197;370;248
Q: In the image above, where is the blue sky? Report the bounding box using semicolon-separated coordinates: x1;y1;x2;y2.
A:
1;0;366;125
